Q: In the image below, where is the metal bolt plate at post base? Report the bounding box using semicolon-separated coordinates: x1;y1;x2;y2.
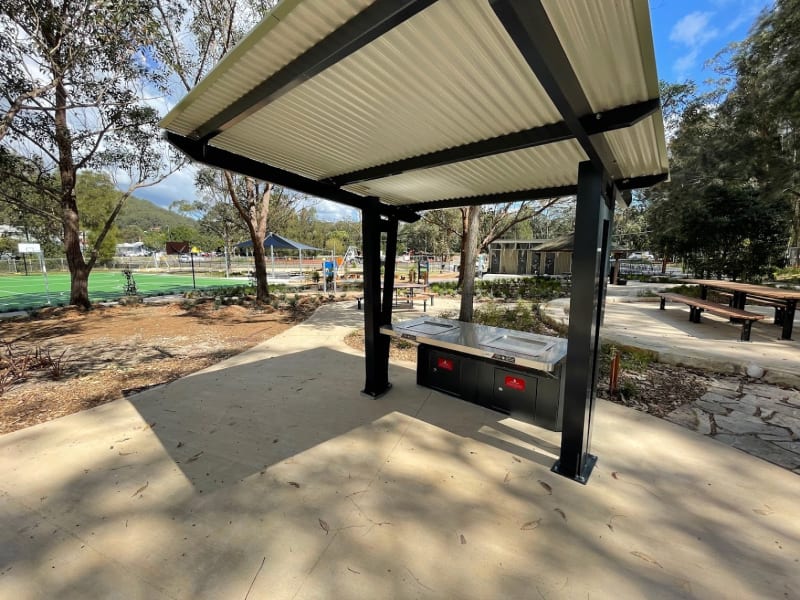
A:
551;453;597;485
361;382;392;399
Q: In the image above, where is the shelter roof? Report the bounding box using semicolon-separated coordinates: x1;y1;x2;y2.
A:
161;0;668;220
236;232;321;251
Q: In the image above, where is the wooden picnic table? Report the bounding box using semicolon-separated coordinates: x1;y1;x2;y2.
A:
356;282;434;311
684;279;800;340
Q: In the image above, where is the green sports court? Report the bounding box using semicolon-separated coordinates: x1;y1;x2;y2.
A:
0;271;247;312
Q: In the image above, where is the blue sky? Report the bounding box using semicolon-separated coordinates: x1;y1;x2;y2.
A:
137;0;773;220
650;0;771;86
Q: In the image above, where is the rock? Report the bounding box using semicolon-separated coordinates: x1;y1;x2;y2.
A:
746;364;765;379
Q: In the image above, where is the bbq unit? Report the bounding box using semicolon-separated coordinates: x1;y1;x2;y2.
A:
381;317;567;431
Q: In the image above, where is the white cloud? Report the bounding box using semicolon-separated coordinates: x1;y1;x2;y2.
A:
722;1;769;35
670;11;719;48
669;11;722;78
306;199;359;222
673;49;700;78
123;166;198;208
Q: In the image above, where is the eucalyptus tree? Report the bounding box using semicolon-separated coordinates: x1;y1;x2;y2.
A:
0;151;62;255
725;0;800;254
155;0;282;300
0;0;175;307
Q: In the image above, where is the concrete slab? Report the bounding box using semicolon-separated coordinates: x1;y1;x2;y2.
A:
1;303;799;599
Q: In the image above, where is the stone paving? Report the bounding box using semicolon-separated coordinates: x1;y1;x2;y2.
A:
666;376;800;475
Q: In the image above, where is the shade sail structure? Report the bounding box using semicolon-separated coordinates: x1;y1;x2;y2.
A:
235;233;321;251
161;0;668;218
236;233;321;277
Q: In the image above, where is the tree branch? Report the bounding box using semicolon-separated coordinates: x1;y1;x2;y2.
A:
0;81;58;143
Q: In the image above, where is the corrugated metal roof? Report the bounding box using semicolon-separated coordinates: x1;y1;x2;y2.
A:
161;0;668;210
343;140;586;205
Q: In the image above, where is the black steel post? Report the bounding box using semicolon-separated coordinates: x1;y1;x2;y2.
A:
552;161;613;484
190;253;196;289
362;203;391;397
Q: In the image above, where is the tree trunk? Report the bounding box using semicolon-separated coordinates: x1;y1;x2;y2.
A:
459;205;481;322
54;79;91;309
457;208;468;288
251;241;269;300
225;172;270;302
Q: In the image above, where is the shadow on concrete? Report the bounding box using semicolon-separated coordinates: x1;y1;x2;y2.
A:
2;341;798;598
126;347;561;492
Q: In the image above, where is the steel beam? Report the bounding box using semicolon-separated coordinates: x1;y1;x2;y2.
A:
165;132;420;223
410;185;577;211
552;161;614;484
193;0;437;142
490;0;623;181
328;99;659;186
617;173;669;190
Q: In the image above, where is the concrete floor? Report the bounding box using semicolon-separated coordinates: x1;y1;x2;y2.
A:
1;302;799;599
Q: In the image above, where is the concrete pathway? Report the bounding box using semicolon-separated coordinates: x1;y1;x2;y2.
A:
1;301;799;599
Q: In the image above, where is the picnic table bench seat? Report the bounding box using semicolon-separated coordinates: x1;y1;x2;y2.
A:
656;292;764;341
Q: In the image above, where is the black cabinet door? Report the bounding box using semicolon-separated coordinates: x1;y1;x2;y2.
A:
492;368;538;417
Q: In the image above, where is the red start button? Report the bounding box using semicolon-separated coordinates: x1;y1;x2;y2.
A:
436;357;454;371
504;376;526;391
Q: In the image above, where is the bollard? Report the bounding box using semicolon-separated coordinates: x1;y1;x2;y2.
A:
609;351;620;396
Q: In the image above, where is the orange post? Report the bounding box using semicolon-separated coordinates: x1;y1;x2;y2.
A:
609;351;620;395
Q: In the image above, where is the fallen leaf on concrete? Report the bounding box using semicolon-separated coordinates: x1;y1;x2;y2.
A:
460;534;467;544
538;480;552;495
319;518;329;535
176;441;184;448
521;519;541;531
630;551;663;569
131;481;148;497
512;456;521;463
607;514;625;532
553;508;567;521
503;471;510;484
288;481;300;488
611;472;619;480
186;451;203;463
347;567;360;574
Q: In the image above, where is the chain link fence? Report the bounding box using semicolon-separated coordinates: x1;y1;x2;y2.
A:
0;255;333;276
